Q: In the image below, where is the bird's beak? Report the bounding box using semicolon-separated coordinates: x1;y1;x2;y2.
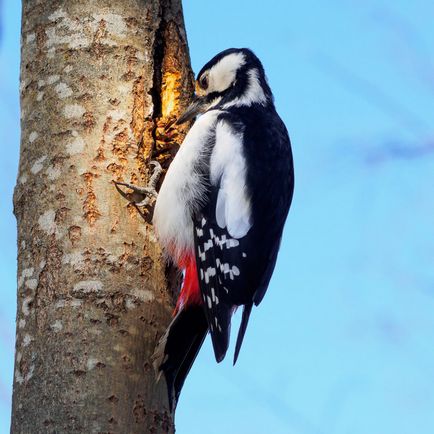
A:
176;95;208;125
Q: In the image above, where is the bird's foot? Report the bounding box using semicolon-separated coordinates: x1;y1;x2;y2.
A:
114;160;162;208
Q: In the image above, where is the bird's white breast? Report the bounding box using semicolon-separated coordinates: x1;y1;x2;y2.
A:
153;111;220;262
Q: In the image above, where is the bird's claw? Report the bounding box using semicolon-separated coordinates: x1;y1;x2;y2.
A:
148;160;163;190
114;160;162;209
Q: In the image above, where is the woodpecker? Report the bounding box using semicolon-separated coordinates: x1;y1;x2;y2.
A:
117;48;294;410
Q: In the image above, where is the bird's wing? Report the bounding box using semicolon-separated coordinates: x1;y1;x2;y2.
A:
193;200;249;363
194;112;294;363
193;118;273;362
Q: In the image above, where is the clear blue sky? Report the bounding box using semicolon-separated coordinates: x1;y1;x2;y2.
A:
1;1;434;433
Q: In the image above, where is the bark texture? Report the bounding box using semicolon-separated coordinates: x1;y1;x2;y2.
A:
12;1;193;432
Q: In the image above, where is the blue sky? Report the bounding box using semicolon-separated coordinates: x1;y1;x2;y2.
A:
1;1;434;433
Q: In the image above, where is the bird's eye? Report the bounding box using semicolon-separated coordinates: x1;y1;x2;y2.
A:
199;75;208;90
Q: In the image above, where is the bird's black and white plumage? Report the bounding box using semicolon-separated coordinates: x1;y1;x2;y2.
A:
152;48;294;410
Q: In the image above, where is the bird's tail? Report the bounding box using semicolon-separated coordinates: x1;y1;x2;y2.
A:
233;302;253;365
152;304;208;412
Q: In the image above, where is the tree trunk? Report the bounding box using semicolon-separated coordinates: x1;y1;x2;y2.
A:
12;1;193;432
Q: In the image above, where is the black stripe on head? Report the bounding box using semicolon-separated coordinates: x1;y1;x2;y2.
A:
197;48;273;107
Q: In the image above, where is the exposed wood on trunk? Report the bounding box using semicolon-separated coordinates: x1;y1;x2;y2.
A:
12;0;193;432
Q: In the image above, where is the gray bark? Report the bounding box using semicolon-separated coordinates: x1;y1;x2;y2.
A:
12;0;193;432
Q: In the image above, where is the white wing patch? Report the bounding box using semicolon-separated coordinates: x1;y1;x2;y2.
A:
210;121;252;239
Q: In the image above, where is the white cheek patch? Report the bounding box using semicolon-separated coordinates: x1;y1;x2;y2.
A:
223;68;267;108
208;52;246;93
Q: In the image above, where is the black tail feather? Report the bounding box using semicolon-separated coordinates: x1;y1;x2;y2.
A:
207;301;233;363
152;305;208;412
233;303;253;365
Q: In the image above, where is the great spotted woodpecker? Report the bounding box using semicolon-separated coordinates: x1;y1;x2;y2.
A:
117;48;294;410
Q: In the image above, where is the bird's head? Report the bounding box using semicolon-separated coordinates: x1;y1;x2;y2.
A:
176;48;272;124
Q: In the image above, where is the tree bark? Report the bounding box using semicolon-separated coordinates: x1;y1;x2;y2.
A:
12;1;193;432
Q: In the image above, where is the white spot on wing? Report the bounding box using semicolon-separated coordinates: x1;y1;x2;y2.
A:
228;239;240;248
203;239;213;252
197;246;206;262
204;267;216;284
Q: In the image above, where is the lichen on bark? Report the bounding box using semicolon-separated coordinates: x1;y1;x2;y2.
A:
12;1;193;432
